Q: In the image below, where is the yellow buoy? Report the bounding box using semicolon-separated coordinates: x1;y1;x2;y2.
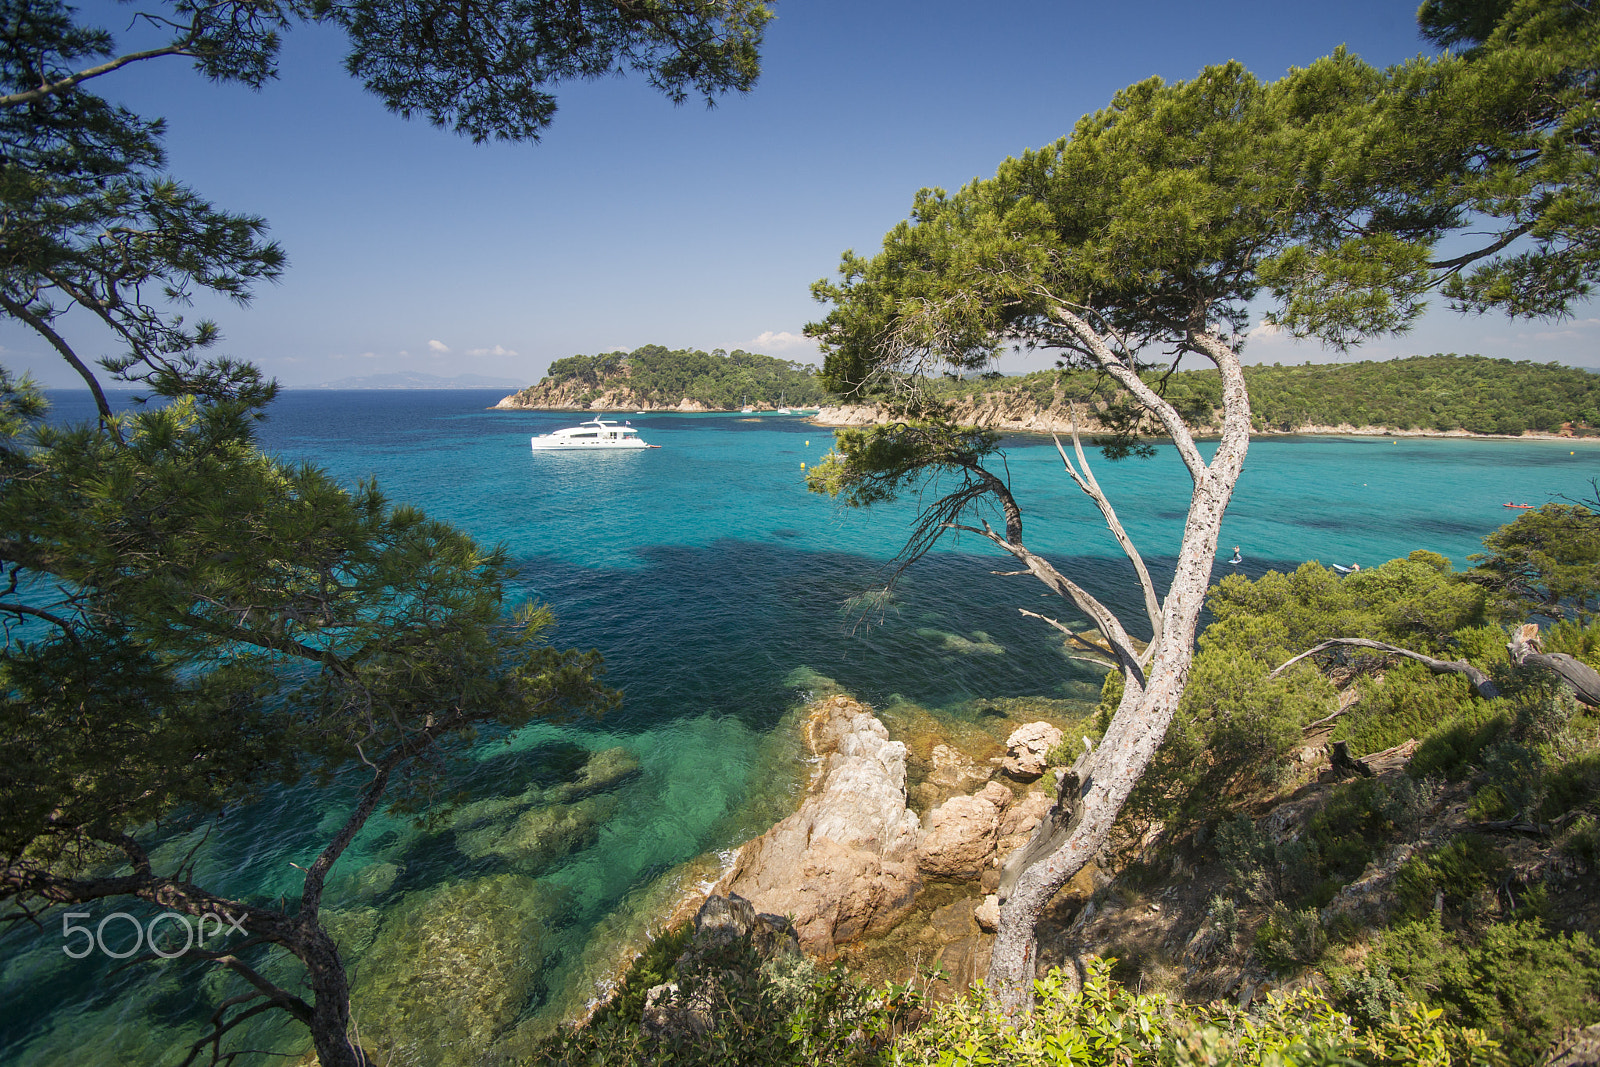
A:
800;462;806;469
805;441;810;446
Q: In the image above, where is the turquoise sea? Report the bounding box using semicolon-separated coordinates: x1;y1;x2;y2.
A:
3;389;1595;1065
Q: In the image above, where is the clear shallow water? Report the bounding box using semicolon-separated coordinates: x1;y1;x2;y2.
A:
5;391;1596;1064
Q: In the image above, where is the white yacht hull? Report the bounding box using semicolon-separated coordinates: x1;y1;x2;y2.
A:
529;415;656;450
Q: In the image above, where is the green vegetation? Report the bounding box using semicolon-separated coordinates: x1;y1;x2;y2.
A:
801;0;1599;1010
531;946;1506;1067
1241;356;1600;435
907;355;1600;438
526;343;830;409
1091;505;1600;1062
0;0;766;1063
1351;919;1600;1067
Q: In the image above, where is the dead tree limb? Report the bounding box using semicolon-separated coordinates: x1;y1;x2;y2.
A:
1270;638;1501;699
1509;624;1600;705
1052;405;1162;662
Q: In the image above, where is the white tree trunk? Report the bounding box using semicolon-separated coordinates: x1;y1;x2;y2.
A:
986;319;1251;1013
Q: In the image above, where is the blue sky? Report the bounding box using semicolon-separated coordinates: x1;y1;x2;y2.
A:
8;0;1596;389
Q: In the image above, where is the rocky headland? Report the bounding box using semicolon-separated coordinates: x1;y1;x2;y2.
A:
495;377;721;412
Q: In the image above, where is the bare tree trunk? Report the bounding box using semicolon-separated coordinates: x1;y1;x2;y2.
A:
986;320;1251;1014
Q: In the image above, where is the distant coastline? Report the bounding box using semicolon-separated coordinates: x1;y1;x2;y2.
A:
488;399;1600;444
493;352;1600;443
803;403;1600;444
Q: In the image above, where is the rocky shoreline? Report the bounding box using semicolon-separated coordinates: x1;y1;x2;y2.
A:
630;692;1090;1005
807;401;1600;443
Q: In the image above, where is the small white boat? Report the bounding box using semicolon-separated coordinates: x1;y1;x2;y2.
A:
530;417;656;451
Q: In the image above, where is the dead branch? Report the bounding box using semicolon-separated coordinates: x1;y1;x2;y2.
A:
1271;638;1500;699
1052;404;1162;657
1509;623;1600;705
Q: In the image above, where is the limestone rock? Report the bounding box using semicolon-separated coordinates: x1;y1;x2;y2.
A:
721;695;922;954
975;894;1001;933
1547;1023;1600;1067
918;781;1013;880
996;790;1053;859
642;980;715;1038
692;892;755;949
1002;721;1064;781
642;895;801;1038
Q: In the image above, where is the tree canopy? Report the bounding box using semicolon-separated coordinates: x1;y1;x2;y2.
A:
0;0;766;1063
803;0;1599;1013
527;343;830;408
1473;503;1600;622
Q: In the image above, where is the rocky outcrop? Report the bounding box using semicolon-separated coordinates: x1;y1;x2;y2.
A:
641;894;801;1038
719;695;922;955
1547;1023;1600;1067
1002;721;1064;781
496;378;655;411
918;781;1013;880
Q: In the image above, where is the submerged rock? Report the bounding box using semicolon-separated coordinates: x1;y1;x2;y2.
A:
916;743;992;810
720;695;922;955
455;793;617;871
353;874;555;1066
546;746;641;804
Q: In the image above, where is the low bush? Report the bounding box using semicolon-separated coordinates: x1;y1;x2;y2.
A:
895;959;1504;1067
1333;662;1476;757
1408;704;1511;781
1393;836;1503;925
1358;916;1600;1067
1252;903;1328;971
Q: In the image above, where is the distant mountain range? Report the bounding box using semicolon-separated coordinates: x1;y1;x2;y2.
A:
297;372;527;390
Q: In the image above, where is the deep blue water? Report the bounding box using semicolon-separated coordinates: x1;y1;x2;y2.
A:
4;390;1596;1064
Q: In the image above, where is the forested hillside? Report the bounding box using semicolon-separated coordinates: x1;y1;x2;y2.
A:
500;344;829;411
904;354;1600;436
1242;355;1600;434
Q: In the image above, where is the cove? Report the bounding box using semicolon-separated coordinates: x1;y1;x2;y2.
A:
2;390;1594;1065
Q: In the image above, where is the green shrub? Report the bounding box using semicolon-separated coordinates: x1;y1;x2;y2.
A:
895;958;1504;1067
1253;903;1328;971
1394;836;1503;924
1539;618;1600;668
1408;703;1512;780
1333;661;1476;756
1540;748;1600;822
589;921;695;1027
1560;814;1600;870
1212;777;1439;912
1363;916;1600;1067
532;922;909;1067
